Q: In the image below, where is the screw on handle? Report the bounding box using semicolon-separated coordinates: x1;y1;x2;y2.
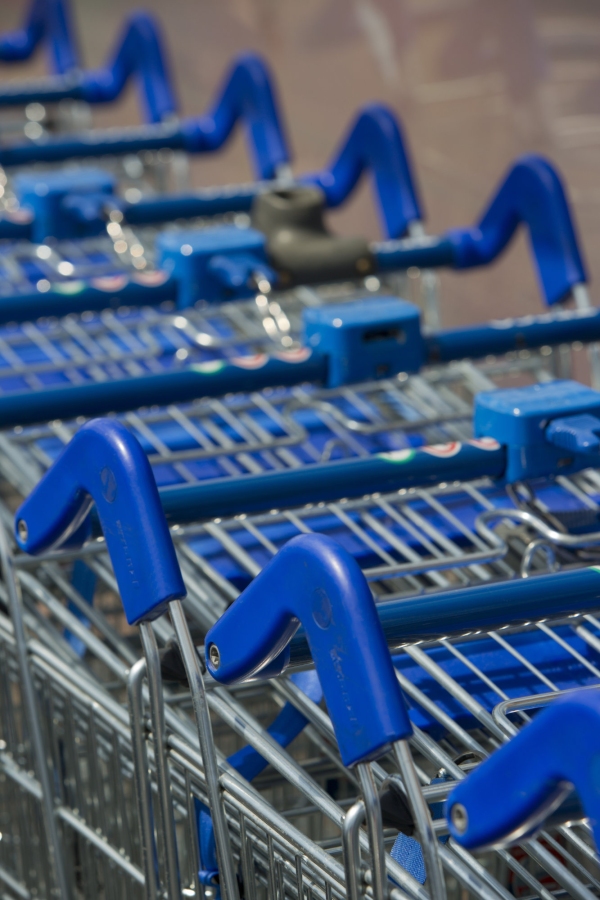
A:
446;690;600;852
15;418;185;625
301;103;423;239
446;154;587;307
182;53;291;180
205;532;412;767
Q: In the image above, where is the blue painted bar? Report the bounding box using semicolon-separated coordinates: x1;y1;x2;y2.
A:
0;273;175;324
157;441;506;525
288;565;600;666
424;307;600;362
0;351;327;428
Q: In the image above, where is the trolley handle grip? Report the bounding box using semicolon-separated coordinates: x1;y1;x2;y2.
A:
301;104;423;239
205;532;412;767
79;12;177;124
0;0;78;73
446;690;600;852
446;154;587;307
14;418;185;625
182;53;291;181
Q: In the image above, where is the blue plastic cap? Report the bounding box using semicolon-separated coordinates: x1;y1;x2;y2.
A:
303;296;424;387
15;419;185;625
156;225;269;306
475;379;600;482
14;167;116;241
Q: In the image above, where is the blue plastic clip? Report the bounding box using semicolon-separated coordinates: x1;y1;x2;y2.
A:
205;532;412;767
475;379;600;482
301;104;423;239
14;167;116;241
156;226;275;307
446;690;600;853
303;296;424;387
14;419;185;625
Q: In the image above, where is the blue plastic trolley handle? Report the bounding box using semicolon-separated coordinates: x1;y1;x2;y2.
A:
0;7;177;124
0;0;78;74
205;532;412;767
0;52;289;179
301;104;423;239
446;690;600;853
0;151;584;312
14;419;185;624
375;155;587;307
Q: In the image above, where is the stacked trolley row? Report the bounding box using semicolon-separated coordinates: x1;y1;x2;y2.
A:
1;4;600;900
3;392;600;900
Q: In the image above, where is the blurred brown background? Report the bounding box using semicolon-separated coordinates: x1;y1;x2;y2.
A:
0;0;599;329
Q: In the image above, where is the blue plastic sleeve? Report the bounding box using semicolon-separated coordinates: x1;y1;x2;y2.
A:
302;104;422;239
14;419;185;624
206;533;412;766
446;689;600;852
158;442;507;525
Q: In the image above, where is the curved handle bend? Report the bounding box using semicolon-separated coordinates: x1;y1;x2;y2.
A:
15;418;185;625
79;12;177;124
447;690;600;851
446;154;587;306
0;0;78;73
301;104;423;239
182;53;290;180
205;532;411;767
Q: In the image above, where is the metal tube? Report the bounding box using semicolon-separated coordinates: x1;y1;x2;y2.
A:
139;622;181;900
127;657;158;900
394;740;446;900
342;799;366;900
169;599;240;900
356;763;388;900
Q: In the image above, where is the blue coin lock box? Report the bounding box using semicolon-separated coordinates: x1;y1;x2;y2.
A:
302;296;424;388
156;226;273;308
14;168;117;242
475;379;600;483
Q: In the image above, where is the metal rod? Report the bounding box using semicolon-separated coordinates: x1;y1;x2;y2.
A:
394;740;446;900
139;622;181;900
127;657;158;900
342;799;366;900
169;599;240;900
356;763;388;900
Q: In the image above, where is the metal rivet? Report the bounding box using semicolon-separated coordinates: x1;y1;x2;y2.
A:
17;520;28;542
208;644;220;670
450;803;468;834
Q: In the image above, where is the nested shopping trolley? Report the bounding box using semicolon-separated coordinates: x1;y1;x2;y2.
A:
5;376;600;898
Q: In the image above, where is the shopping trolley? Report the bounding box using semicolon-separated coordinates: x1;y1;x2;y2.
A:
7;417;600;900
